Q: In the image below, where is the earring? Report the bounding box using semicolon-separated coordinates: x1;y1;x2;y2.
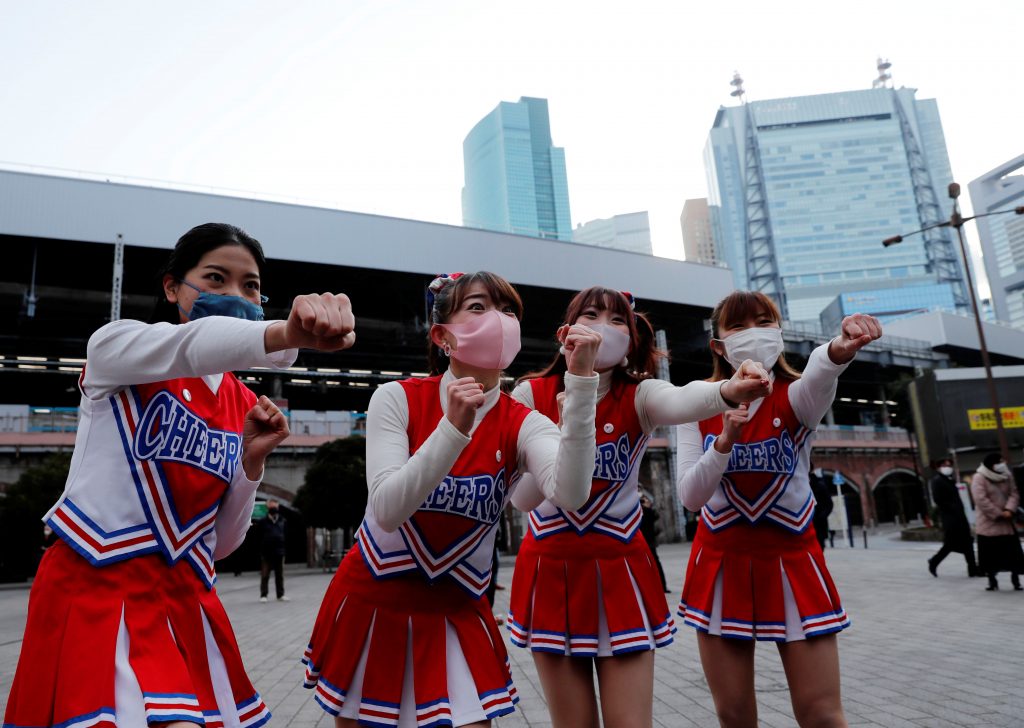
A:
442;343;452;357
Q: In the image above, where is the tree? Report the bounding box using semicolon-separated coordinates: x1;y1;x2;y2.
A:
0;453;72;582
292;437;367;530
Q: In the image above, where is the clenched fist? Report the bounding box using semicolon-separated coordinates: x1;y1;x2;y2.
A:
714;403;750;454
446;377;486;436
241;395;291;479
557;323;602;377
721;359;772;404
266;292;356;353
828;313;882;364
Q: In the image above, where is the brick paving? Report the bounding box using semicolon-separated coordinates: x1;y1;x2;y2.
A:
2;528;1023;726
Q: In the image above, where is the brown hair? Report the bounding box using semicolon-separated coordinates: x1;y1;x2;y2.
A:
519;287;667;389
707;291;800;382
426;271;524;375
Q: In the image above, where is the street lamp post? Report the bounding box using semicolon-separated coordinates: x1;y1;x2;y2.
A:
883;183;1024;467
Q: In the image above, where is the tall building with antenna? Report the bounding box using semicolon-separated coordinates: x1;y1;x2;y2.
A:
704;62;969;323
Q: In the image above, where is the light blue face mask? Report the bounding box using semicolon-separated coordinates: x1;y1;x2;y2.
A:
177;279;267;322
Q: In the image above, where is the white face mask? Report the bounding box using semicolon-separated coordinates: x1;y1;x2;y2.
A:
993;463;1009;474
938;466;954;477
717;326;784;371
587;323;631;370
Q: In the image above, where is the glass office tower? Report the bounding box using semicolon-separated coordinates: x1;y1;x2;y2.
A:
462;97;572;241
969;153;1024;330
705;87;968;322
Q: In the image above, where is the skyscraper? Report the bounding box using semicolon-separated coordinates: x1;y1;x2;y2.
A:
462;97;572;241
681;198;719;265
573;211;652;254
704;86;969;322
968;153;1024;329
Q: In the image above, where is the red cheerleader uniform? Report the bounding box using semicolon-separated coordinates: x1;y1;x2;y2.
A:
303;375;530;726
4;318;291;728
677;379;850;642
508;375;674;657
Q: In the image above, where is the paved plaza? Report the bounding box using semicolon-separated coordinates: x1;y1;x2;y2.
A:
2;529;1022;727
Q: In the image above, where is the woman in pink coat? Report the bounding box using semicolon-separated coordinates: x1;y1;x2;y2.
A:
970;452;1023;591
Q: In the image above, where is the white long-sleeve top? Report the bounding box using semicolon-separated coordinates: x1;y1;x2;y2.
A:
365;369;598;532
676;342;849;514
508;372;730;512
46;318;297;585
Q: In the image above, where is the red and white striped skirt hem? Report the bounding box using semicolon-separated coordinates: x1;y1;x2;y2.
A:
677;520;850;642
508;531;675;658
303;547;518;727
3;540;269;728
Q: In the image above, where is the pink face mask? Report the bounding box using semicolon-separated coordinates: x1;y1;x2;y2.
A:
587;323;631;370
441;310;522;370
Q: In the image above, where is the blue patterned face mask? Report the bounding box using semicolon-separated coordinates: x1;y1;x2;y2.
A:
177;279;266;322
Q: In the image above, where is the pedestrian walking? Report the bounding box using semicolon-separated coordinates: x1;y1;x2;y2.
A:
258;498;289;601
809;465;834;550
676;290;882;728
507;286;769;728
301;271;601;726
970;452;1023;591
639;487;670;593
927;457;978;577
4;222;356;727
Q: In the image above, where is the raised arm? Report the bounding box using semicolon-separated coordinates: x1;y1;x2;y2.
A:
364;382;473;533
636;360;770;433
789;314;882;427
516;373;598;510
82;318;298;399
675;421;730;511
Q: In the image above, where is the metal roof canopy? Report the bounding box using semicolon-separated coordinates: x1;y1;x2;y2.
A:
0;169;733;307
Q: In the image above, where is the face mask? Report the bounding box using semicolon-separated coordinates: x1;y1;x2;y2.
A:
938;466;954;477
587;323;631;370
717;326;784;371
442;310;521;370
993;463;1009;474
178;280;265;322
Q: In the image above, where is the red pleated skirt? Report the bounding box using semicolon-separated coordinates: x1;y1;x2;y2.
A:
507;530;674;657
4;540;269;728
677;520;849;642
302;547;517;727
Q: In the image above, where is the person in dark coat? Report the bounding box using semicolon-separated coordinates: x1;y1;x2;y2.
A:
258;498;288;601
809;465;834;550
927;458;978;577
639;487;670;592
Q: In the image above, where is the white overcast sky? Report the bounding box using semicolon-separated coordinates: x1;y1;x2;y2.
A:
1;0;1020;295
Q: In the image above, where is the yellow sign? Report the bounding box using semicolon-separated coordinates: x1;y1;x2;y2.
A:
967;406;1024;430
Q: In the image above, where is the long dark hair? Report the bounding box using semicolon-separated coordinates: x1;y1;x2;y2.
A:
426;271;524;375
149;223;267;324
707;290;800;383
518;286;666;390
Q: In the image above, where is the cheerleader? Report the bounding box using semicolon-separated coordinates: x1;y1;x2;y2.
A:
4;223;355;728
506;287;771;728
676;290;881;728
302;272;601;728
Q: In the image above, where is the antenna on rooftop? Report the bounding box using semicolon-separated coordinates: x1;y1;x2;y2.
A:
729;71;746;104
872;57;892;88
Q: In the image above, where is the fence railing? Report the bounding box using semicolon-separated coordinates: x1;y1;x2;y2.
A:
814;425;911;444
0;413;366;438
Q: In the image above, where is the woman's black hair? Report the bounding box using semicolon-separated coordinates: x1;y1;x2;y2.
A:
982;451;1003;470
149;223;267;324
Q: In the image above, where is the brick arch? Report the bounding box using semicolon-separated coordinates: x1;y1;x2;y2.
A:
872;467;924;491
